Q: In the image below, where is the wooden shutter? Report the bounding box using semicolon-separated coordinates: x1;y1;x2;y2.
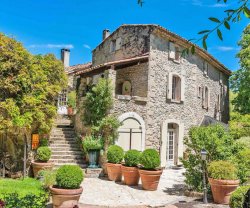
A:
181;76;185;102
169;42;175;59
167;73;173;99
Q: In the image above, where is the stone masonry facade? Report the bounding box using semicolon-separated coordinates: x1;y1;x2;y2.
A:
74;24;230;167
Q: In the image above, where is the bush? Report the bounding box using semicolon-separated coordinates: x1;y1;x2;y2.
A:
67;91;76;108
38;169;57;189
107;145;124;164
82;135;103;152
36;146;51;162
230;185;250;208
39;138;49;147
181;125;243;191
0;178;48;208
124;150;141;167
233;149;250;184
140;149;160;170
236;137;250;149
56;165;84;189
208;161;238;180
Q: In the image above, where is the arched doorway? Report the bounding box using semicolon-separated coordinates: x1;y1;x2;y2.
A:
160;119;184;167
117;112;145;151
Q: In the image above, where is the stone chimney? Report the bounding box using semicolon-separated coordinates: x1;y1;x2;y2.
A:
102;29;110;40
61;48;70;67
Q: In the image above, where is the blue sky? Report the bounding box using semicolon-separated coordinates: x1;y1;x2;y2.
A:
0;0;249;71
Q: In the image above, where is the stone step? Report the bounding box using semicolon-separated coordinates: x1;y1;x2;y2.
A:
51;154;83;160
50;158;84;164
54;163;88;169
50;147;80;151
50;137;76;141
50;134;75;138
51;140;78;144
51;150;83;155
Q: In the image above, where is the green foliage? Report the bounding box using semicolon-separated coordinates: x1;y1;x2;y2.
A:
181;125;243;191
233;149;250;184
67;91;76;108
208;161;238;180
39;138;49;147
230;185;250;208
36;146;51;162
124;150;141;167
107;145;124;164
0;178;46;198
82;135;103;152
236;137;250;149
140;149;160;170
0;33;67;136
230;24;250;114
83;78;113;126
2;192;48;208
56;165;84;189
38;169;57;189
229;112;250;139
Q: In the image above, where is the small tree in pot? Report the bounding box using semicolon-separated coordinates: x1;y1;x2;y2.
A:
49;165;84;207
122;150;141;186
82;135;103;168
67;91;76;115
208;160;239;205
106;145;124;182
139;149;162;191
32;146;53;178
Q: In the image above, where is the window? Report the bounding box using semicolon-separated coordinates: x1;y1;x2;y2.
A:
110;40;116;52
203;61;209;76
58;89;67;106
172;75;181;101
198;86;202;98
169;42;180;63
203;86;209;109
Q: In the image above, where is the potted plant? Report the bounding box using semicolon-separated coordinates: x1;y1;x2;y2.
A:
106;145;124;182
32;146;53;178
49;165;84;207
208;160;240;204
67;91;76;115
122;149;141;186
82;135;103;168
139;149;162;191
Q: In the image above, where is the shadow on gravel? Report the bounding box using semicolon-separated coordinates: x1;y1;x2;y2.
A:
163;184;187;196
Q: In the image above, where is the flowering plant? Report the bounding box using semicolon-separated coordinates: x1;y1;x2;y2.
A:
0;199;5;207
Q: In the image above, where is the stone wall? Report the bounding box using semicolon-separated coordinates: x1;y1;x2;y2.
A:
92;25;153;66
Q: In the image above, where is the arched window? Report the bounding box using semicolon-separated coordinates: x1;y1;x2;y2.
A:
172;75;181;101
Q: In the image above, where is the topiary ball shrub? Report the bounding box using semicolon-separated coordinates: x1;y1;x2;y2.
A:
208;160;238;180
124;150;141;167
140;149;160;170
107;145;124;164
229;185;250;208
56;165;84;189
36;147;51;162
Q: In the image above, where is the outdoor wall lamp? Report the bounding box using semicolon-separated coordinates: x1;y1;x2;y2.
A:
201;149;208;204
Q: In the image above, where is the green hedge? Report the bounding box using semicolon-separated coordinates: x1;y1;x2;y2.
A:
107;145;124;164
0;178;48;208
230;185;250;208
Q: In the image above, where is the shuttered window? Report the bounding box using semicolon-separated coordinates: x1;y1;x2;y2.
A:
172;75;181;101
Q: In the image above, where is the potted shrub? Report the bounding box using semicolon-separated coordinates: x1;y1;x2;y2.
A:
139;149;162;191
32;146;53;178
49;165;84;207
82;135;103;168
67;91;76;115
122;149;141;186
208;160;240;204
106;145;124;182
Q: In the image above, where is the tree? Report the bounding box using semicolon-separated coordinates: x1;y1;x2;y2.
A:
230;24;250;114
137;0;250;52
0;33;67;176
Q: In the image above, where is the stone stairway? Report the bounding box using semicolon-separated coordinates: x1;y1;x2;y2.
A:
49;116;87;169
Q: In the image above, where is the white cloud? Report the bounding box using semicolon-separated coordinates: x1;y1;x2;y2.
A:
182;0;228;7
209;3;228;8
28;44;74;49
216;46;236;51
83;44;91;50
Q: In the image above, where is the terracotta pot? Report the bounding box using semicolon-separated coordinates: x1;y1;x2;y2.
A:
32;161;54;178
49;186;83;208
209;178;239;204
67;107;73;115
139;169;163;191
122;165;140;186
106;163;122;182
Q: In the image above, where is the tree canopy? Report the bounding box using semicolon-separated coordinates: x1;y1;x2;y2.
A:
230;24;250;114
0;33;67;134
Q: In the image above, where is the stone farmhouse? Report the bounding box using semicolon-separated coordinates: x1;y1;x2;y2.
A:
66;24;231;168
